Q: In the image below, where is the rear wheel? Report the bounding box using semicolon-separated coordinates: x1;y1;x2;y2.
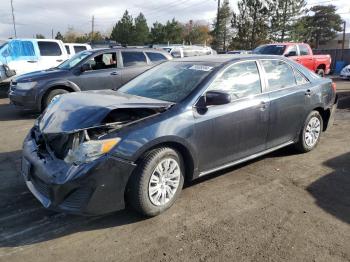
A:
295;111;323;153
43;89;69;110
128;147;184;216
316;68;325;77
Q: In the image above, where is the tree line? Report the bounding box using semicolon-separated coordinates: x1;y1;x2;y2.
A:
47;0;342;50
214;0;343;51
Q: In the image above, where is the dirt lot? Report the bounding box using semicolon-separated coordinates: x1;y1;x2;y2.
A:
0;81;349;262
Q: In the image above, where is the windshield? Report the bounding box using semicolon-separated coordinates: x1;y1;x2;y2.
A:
118;62;215;103
57;51;92;69
253;45;286;55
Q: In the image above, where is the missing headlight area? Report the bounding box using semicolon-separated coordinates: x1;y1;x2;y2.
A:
38;107;165;161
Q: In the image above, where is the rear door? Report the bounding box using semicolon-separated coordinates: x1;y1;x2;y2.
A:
120;51;152;85
70;51;122;91
37;40;67;69
194;60;270;172
260;59;311;148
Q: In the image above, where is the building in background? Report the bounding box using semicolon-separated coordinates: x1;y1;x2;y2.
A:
318;33;350;49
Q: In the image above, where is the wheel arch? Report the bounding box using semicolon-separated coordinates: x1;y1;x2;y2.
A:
312;106;331;131
39;81;80;111
133;138;197;182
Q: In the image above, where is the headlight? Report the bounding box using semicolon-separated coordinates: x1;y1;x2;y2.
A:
64;138;121;164
16;81;37;90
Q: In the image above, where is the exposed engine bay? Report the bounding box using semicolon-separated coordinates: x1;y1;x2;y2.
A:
33;107;167;162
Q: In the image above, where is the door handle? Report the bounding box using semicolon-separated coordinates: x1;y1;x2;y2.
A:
110;71;119;75
259;101;268;111
305;89;312;96
56;59;63;62
27;60;37;63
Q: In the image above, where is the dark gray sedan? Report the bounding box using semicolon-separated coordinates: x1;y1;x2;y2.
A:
8;48;172;112
22;55;337;216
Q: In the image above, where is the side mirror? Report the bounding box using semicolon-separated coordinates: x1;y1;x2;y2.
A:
80;63;91;72
205;90;231;106
285;51;297;57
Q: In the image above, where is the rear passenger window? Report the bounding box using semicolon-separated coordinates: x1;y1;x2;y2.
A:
38;41;62;56
74;46;87;53
65;45;70;55
209;61;262;100
299;45;310;56
146;52;167;62
261;60;296;91
122;52;147;67
295;70;309;85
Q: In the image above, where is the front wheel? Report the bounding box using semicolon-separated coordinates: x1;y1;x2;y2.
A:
295;111;323;153
43;89;69;110
128;147;185;217
316;69;325;77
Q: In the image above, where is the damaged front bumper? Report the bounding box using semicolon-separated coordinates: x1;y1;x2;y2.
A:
22;129;136;215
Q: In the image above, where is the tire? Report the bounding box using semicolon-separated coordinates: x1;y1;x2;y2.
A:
316;69;325;77
295;110;323;153
43;89;69;110
128;147;185;217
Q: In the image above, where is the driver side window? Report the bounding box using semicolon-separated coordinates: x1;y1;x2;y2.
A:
208;61;262;100
84;52;117;71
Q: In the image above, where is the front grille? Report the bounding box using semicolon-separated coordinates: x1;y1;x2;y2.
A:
60;187;92;210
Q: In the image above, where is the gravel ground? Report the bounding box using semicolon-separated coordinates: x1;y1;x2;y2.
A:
0;81;349;262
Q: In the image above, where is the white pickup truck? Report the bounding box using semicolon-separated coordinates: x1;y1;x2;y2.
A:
0;39;69;83
64;43;92;58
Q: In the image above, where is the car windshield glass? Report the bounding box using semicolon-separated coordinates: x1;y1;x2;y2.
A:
57;51;92;69
118;62;215;103
253;45;286;55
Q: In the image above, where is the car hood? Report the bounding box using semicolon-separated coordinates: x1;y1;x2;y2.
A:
39;90;173;134
15;68;69;82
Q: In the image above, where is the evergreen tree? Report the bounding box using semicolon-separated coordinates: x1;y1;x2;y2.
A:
55;31;64;41
212;0;232;51
111;10;134;45
134;13;149;45
164;18;183;44
150;22;166;43
269;0;306;42
231;0;269;50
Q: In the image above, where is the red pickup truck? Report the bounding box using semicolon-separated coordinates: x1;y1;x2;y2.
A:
253;43;331;76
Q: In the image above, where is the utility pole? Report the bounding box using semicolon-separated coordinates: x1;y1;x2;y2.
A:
341;20;346;60
91;15;95;45
10;0;17;38
216;0;221;49
51;29;54;39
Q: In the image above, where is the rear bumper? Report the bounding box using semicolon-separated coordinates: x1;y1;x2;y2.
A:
22;129;136;215
326;95;338;130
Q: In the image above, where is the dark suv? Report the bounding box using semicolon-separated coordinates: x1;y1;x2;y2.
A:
8;48;172;112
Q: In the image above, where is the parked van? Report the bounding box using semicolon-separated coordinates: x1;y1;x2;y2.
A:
0;39;69;83
64;43;92;58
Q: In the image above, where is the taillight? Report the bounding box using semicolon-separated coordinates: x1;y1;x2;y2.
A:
331;82;336;92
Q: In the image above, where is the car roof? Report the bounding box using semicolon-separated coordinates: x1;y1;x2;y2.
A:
89;47;168;53
172;54;286;64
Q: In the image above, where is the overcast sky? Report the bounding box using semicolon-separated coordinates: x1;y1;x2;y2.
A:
0;0;349;39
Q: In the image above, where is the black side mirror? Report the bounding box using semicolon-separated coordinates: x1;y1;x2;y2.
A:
80;63;91;72
285;51;297;57
205;90;231;106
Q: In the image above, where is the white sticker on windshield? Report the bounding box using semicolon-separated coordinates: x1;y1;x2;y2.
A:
189;65;213;71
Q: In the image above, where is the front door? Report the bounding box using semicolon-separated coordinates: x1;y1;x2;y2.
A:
194;60;270;173
37;41;66;70
71;51;122;91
